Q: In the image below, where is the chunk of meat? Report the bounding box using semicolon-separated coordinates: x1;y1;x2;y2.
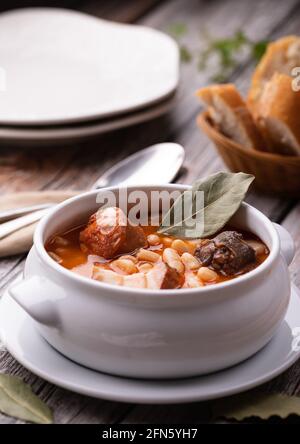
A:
119;224;147;255
146;262;182;289
244;239;267;257
92;262;181;290
80;207;147;259
195;231;255;276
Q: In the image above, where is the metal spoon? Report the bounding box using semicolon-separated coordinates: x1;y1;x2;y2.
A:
0;143;184;240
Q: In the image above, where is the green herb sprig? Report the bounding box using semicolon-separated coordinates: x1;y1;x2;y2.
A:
168;24;268;82
168;22;192;63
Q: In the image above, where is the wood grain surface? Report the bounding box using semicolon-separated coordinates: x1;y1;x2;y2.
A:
0;0;299;424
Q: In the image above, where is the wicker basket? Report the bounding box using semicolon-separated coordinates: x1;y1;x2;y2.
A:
197;111;300;197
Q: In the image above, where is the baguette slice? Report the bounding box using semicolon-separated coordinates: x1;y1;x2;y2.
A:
197;84;263;150
254;73;300;156
248;35;300;114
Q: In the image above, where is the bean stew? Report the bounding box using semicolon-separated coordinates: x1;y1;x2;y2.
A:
45;206;269;290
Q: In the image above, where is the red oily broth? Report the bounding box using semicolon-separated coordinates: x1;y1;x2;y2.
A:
45;224;269;284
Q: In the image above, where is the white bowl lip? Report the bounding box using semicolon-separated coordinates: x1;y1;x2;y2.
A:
34;184;280;298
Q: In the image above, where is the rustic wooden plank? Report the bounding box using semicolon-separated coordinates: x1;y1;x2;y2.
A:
0;1;79;14
280;204;300;289
0;348;132;424
78;0;164;23
0;0;300;424
122;402;211;424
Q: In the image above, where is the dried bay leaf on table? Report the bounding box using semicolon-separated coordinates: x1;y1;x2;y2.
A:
158;172;254;238
0;373;53;424
211;392;300;421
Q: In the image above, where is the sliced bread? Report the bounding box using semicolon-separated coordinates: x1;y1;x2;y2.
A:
197;84;263;150
248;35;300;114
253;72;300;156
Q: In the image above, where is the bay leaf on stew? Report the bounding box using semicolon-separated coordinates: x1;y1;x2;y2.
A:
0;373;53;424
158;172;254;238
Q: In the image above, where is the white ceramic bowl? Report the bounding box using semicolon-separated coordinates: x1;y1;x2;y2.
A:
9;185;295;379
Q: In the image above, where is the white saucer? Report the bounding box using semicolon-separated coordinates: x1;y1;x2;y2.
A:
0;94;175;146
1;275;299;404
0;8;178;126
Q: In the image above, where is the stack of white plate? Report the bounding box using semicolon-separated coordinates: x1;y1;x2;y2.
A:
0;8;179;146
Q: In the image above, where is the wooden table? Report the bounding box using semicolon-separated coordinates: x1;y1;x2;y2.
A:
0;0;299;424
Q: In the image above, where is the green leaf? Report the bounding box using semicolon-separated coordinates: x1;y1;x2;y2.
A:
232;30;249;48
197;51;209;71
197;29;268;81
158;172;254;238
0;374;53;424
211;392;300;421
211;72;229;83
168;22;188;39
180;45;192;63
252;40;268;62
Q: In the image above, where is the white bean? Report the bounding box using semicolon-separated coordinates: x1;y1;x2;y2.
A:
118;255;138;263
136;249;160;262
181;253;200;270
163;248;184;274
147;234;161;246
162;237;173;247
138;262;153;273
197;266;218;282
111;259;137;275
171;239;191;255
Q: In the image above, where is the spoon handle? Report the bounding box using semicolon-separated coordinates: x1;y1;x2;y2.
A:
0;203;54;223
0;208;51;240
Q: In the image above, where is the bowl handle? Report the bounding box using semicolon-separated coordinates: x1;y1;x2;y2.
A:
273;223;295;266
8;276;60;327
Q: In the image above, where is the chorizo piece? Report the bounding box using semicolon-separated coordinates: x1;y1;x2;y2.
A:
80;207;146;259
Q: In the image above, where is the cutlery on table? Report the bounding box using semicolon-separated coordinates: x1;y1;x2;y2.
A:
0;203;55;224
0;143;184;239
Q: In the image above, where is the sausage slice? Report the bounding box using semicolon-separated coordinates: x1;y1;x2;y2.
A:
146;262;181;289
80;207;146;259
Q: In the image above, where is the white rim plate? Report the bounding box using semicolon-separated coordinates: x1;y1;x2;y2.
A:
0;94;175;146
0;8;179;126
1;274;299;404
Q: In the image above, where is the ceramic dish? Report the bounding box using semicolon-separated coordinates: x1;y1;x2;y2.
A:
8;185;295;379
0;94;175;147
0;8;179;125
1;277;300;403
